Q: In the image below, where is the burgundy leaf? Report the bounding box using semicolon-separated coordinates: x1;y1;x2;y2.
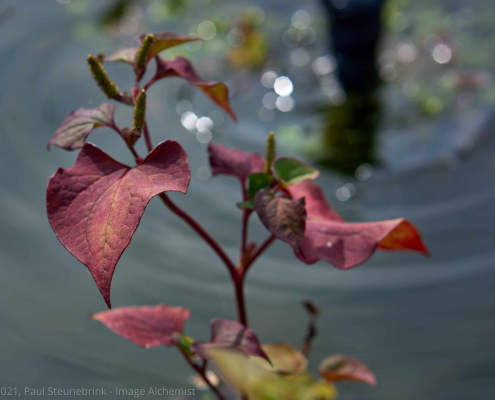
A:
152;56;236;121
287;182;429;269
192;318;270;363
48;103;116;151
92;304;191;348
46;141;190;307
318;354;377;387
254;189;306;248
208;143;265;184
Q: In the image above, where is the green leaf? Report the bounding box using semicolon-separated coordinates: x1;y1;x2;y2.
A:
262;342;308;375
207;348;338;400
177;333;195;357
273;157;319;186
237;200;254;210
248;172;271;198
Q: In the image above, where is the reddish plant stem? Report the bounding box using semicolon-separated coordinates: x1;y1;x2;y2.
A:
110;123;142;162
243;234;276;276
234;278;248;327
178;349;225;400
239;209;251;264
143;121;154;154
158;193;238;281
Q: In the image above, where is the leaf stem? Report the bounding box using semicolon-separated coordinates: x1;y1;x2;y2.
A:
239;209;251;264
158;193;238;281
234;278;248;327
143;121;153;153
243;234;276;275
178;348;226;400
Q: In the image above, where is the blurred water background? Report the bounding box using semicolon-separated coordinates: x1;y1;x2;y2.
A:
1;0;495;399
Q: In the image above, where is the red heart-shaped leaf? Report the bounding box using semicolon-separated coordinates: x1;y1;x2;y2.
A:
208;143;265;184
254;189;306;248
319;354;377;386
92;304;191;348
152;57;237;121
192;318;270;363
46;141;190;307
48;103;116;151
287;182;428;269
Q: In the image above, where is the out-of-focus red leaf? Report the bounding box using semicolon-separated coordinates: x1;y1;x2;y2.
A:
287;181;343;222
152;56;237;121
104;32;201;65
92;304;191;348
192;318;270;363
287;182;429;269
208;143;265;184
318;355;377;387
46;141;190;307
254;189;306;249
48;103;116;151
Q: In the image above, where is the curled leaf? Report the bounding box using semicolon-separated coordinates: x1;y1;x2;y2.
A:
92;304;191;348
144;32;202;60
319;354;377;387
262;342;308;375
208;143;265;184
273;157;320;186
254;189;306;248
153;56;237;121
46;141;190;307
104;32;201;65
192;318;270;363
48;103;116;151
287;182;428;269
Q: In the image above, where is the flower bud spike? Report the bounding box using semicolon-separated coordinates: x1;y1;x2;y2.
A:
264;131;276;175
132;90;147;132
135;34;154;69
87;54;120;99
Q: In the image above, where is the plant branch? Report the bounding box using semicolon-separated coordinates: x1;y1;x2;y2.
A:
234;278;248;327
158;193;238;281
178;349;225;400
239;209;251;265
243;234;276;276
110;123;142;162
143;121;153;153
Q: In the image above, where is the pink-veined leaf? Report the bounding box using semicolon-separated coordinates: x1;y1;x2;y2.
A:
92;304;191;348
287;182;429;269
208;143;265;184
318;354;377;387
104;32;202;65
46;141;190;307
192;318;270;363
47;103;116;151
254;189;306;248
152;56;237;121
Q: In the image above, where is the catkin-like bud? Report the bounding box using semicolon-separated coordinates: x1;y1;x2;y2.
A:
135;34;154;69
264;131;276;174
132;90;147;131
87;55;120;99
